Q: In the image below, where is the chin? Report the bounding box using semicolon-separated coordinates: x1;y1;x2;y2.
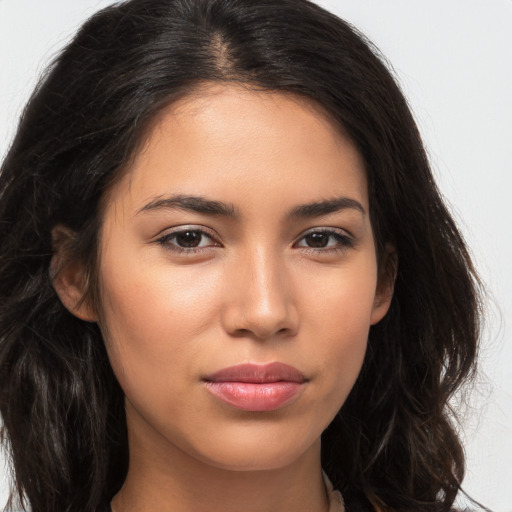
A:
187;429;321;473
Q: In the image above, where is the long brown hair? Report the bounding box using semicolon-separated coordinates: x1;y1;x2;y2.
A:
0;1;482;510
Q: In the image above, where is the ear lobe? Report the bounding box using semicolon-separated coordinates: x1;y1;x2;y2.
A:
370;244;397;325
50;226;98;322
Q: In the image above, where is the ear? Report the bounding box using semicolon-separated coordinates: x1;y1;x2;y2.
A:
370;244;397;325
50;225;98;322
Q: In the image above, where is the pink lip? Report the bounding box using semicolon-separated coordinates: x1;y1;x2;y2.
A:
203;363;306;412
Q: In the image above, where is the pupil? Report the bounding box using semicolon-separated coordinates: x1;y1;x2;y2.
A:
306;233;328;248
176;231;201;247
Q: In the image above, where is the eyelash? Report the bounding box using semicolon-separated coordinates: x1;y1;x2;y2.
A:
156;227;219;254
293;228;355;254
155;227;354;255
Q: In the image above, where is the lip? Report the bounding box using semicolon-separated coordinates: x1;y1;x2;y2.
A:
203;362;306;412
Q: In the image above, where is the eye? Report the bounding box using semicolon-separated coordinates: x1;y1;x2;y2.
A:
294;228;354;252
156;227;220;252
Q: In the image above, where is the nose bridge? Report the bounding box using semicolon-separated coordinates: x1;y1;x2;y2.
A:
223;242;298;339
249;245;285;315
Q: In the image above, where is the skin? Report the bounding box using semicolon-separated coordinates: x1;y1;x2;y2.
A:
54;84;393;512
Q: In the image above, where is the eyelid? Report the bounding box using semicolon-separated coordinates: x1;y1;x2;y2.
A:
152;225;355;254
154;223;218;238
154;225;222;250
294;226;354;241
293;226;355;251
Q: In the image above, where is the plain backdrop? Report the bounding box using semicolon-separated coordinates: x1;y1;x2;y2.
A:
0;1;511;510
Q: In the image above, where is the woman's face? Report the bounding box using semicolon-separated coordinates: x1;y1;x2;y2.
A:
93;85;392;472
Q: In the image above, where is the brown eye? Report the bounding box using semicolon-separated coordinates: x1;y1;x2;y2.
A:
303;232;330;248
156;228;219;252
174;230;203;248
295;229;354;252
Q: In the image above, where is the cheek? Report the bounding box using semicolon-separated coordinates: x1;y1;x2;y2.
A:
300;255;378;399
97;252;223;386
302;250;378;333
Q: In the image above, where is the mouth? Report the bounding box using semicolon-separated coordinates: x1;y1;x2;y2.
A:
203;362;307;412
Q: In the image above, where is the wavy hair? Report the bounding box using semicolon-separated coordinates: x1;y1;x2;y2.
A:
0;0;482;511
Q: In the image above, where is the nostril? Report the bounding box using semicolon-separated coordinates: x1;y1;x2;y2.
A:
231;328;252;338
229;324;296;340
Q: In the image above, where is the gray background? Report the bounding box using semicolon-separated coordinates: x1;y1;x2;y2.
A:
1;1;510;510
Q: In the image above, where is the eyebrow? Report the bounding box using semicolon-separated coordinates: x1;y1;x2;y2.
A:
138;194;239;218
288;197;366;219
137;194;365;219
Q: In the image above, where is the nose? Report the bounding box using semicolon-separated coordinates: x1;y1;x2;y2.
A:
221;246;299;340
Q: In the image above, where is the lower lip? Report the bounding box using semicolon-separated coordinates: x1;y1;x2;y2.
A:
204;381;303;411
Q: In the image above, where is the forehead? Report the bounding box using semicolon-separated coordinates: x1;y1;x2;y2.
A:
106;84;368;215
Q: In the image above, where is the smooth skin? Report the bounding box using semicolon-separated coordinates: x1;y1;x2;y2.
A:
53;84;394;512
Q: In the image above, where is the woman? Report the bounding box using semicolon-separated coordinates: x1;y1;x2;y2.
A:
0;0;483;511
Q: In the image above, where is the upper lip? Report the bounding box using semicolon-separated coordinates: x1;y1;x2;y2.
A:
203;362;306;383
